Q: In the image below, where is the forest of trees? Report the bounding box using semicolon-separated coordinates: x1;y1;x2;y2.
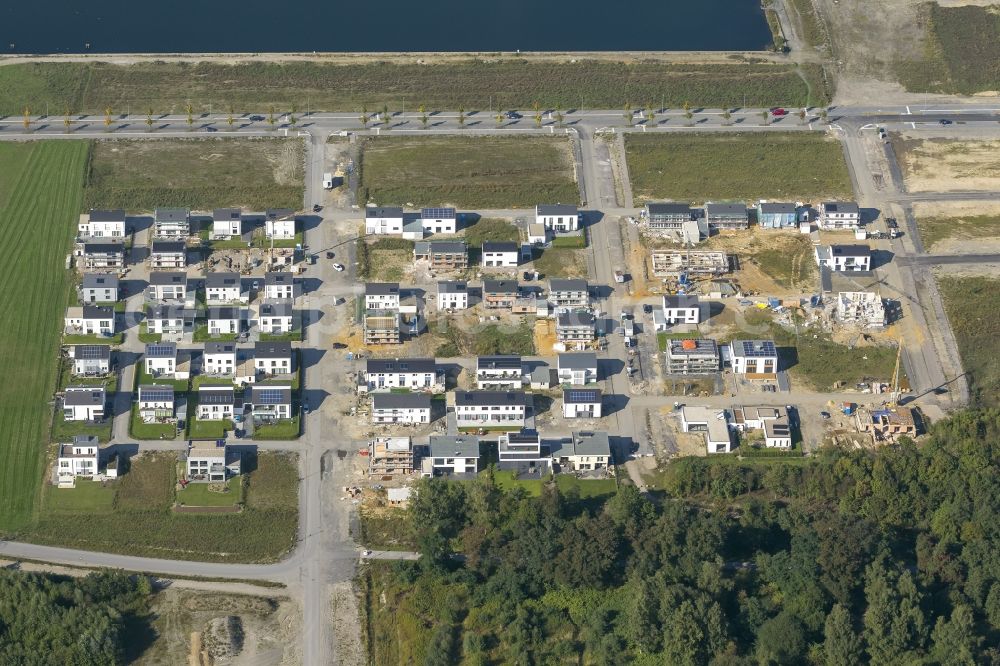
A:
370;409;1000;665
0;569;151;664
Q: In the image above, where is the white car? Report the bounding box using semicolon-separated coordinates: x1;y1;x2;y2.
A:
333;263;345;272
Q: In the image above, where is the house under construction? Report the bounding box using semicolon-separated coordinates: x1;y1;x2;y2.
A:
834;291;886;329
651;251;729;277
855;407;916;444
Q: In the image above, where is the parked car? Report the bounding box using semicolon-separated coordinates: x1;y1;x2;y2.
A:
326;251;335;259
939;119;952;125
251;280;259;290
249;115;265;121
771;107;788;116
643;304;653;314
505;111;522;119
333;263;345;272
313;204;322;212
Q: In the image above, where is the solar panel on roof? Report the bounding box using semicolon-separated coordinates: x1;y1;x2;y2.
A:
422;207;454;219
740;341;776;357
147;344;175;357
141;388;173;402
77;346;106;359
567;390;599;402
256;389;286;404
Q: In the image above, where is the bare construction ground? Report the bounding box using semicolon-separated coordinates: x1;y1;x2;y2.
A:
892;134;1000;191
914;201;1000;253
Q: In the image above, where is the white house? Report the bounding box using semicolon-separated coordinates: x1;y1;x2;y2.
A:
205;272;243;303
80;274;119;303
365;283;401;310
732;405;792;449
548;279;589;309
556;312;596;344
249;384;293;422
186;444;241;482
815;244;871;272
527;223;548;246
137;384;175;422
78;209;126;239
662;294;701;325
361;358;442;393
557;352;598;385
476;356;523;390
482;241;519;267
204;342;237;375
57;436;101;480
426;435;480;476
371;393;431;424
550;431;611;471
365;206;405;235
147;271;188;301
254;341;294;376
264;272;298;300
728;340;778;376
257;301;294;334
150;240;186;269
437;281;469;310
206;307;242;336
265;208;297;239
420;207;457;235
819;201;861;230
145;305;195;336
153;207;191;238
562;388;603;418
144;342;178;377
536;204;580;232
212;208;243;238
65;306;115;337
681;406;732;454
71;344;111;376
497;430;551;474
80;241;125;270
196;385;237;421
63;386;106;422
454;391;527;429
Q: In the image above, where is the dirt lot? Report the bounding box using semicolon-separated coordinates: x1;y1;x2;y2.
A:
137;588;300;666
892;134;1000;192
913;201;1000;253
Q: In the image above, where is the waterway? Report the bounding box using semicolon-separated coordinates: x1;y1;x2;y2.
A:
4;1;772;54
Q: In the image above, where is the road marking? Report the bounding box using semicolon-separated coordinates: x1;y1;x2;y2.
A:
905;106;911;115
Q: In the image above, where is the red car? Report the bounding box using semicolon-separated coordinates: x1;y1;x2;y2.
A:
771;108;788;116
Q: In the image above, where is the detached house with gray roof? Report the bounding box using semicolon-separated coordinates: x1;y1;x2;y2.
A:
371;393;432;425
365;206;405;235
550;430;611;471
212;208;244;239
65;306;115;337
80;240;125;270
147;271;188;301
556;311;596;344
425;435;480;476
455;390;527;429
63;386;106;422
437;281;469;310
536;204;580;232
482;242;519;267
70;344;111;376
549;278;589;309
819;201;861;230
205;272;243;304
705;203;749;230
361;358;442;393
150;239;187;269
80;274;119;303
153;208;190;238
78;209;126;239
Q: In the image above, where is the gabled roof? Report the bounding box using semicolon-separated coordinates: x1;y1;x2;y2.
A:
148;271;187;286
144;342;177;358
830;244;870;257
477;356;522;371
483;279;518;294
572;430;611;457
198;385;235;404
83;241;124;253
255;341;292;358
154;207;190;222
81;273;119;289
730;339;777;358
138;384;174;402
420;207;456;219
265;208;295;220
822;201;860;214
705;203;747;217
204;341;236;355
207;306;240;320
549;278;588;293
87;209;126;223
80;305;114;319
663;294;699;309
64;386;106;406
557;312;595;328
365;206;404;218
259;301;293;317
151;240;186;253
438;280;467;294
646;202;692;216
415;240;467;254
146;305;196;319
72;344;111;360
213;207;242;221
250;384;292;404
455;390;527;407
365;282;400;296
536;204;578;216
482;241;518;253
758;202;797;214
264;271;294;286
366;357;437;374
205;272;240;288
558;352;597;370
372;393;431;410
563;388;602;404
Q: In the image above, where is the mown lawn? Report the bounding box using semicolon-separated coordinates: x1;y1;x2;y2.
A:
554;474;619;498
253;415;301;440
21;452;299;563
360;136;579;209
938;276;1000;408
129;405;179;441
83;138;304;211
0;60;824;117
176;478;243;507
625;132;853;202
0;141;90;532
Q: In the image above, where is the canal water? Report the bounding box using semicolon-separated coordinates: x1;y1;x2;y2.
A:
4;0;771;54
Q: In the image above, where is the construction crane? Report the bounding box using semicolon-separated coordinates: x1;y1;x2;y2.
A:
888;339;903;406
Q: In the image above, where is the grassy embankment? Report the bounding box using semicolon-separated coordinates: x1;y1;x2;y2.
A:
938;276;1000;408
625;132;853;203
0;59;831;116
0;141;90;533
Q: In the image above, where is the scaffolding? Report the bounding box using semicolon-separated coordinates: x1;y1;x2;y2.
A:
651;251;729;277
834;291;886;329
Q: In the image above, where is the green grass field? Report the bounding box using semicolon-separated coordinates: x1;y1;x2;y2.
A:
83;138;304;211
938;276;1000;408
176;478;243;507
896;4;1000;95
0;141;90;532
359;136;579;209
0;60;827;117
916;214;1000;251
21;452;299;563
625;132;853;202
532;247;588;278
464;218;521;247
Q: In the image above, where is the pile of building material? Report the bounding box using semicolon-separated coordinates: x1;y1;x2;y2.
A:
651;251;729;277
833;291;886;329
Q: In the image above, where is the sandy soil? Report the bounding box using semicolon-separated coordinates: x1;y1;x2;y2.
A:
894;136;1000;191
934;262;1000;278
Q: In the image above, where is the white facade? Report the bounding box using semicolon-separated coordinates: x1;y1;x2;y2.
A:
476;356;524;390
186;445;240;482
57;438;100;479
371;394;431;424
454;391;526;428
264;272;297;300
196;386;236;421
437;281;469;310
365;207;405;235
362;358;440;392
145;354;176;377
65;307;115;336
420;208;457;234
255;342;294;375
257;302;294;333
365;284;401;310
150;241;186;269
212;208;243;238
63;386;106;421
662;295;701;324
548;279;589;309
205;273;242;303
815;245;871;272
154;208;190;237
562;388;602;418
557;352;598;385
71;345;111;376
536;204;580;232
147;273;187;301
208;311;241;336
137;385;175;421
819;201;861;229
729;340;779;376
681;406;732;454
204;344;237;375
482;243;519;267
78;210;126;239
265;209;296;239
427;436;480;475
